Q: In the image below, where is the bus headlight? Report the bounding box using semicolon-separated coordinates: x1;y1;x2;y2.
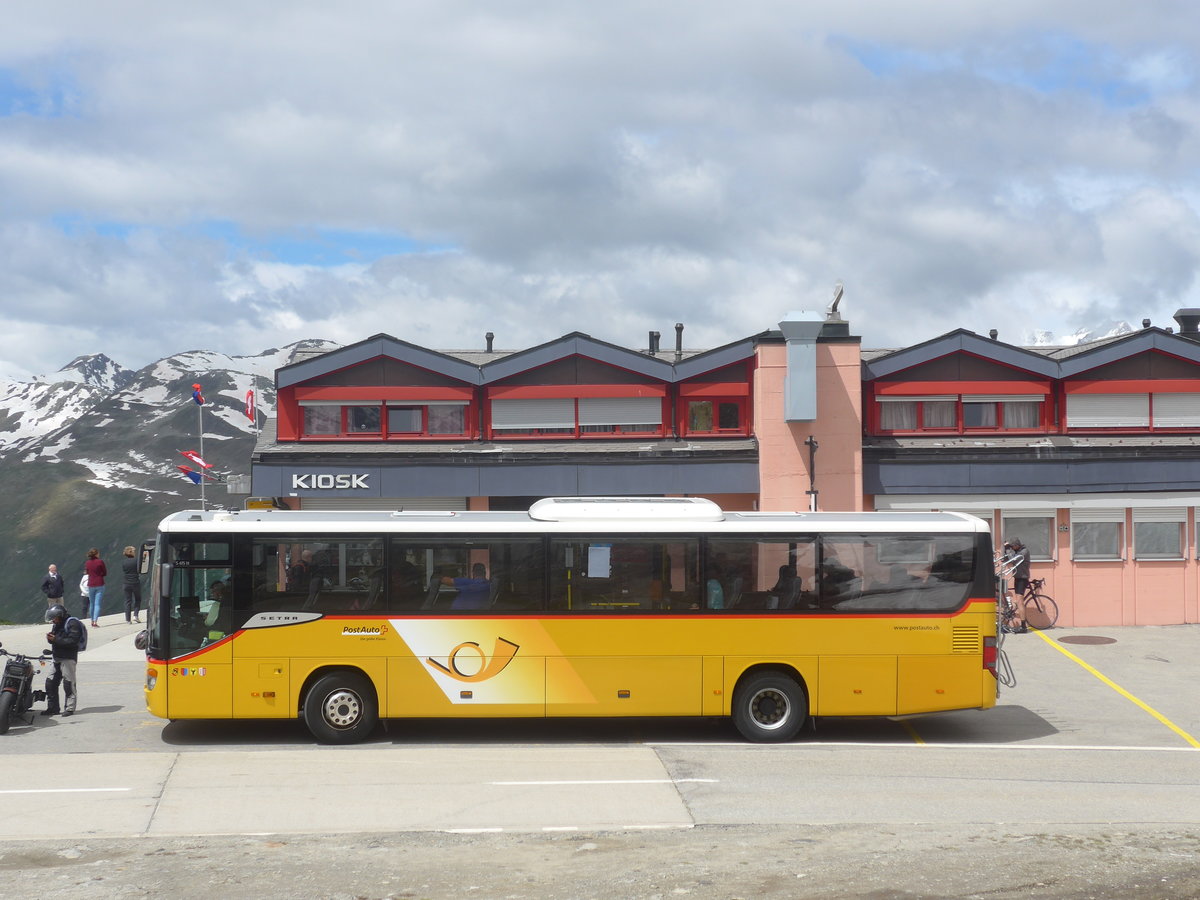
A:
146;669;158;691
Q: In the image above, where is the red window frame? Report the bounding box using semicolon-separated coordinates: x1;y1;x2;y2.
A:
682;397;749;436
300;403;474;440
486;398;669;440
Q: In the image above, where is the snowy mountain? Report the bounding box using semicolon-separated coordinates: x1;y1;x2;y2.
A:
1026;322;1137;347
0;354;134;455
0;339;338;624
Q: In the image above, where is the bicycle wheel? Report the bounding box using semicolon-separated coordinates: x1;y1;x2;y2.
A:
1023;593;1059;630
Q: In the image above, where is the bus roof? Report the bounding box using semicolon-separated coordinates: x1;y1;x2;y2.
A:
157;501;991;536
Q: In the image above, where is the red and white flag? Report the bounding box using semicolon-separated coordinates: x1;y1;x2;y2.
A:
244;389;256;422
179;449;212;469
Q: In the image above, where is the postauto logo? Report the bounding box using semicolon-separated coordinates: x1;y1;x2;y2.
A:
342;623;388;636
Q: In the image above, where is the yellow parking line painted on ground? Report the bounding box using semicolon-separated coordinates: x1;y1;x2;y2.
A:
1033;629;1200;749
899;720;925;745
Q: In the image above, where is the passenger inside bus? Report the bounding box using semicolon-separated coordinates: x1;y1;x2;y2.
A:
441;563;490;610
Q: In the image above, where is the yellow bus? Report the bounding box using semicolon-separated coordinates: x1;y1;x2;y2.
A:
143;498;1000;743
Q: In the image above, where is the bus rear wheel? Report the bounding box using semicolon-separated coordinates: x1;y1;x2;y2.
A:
303;672;378;744
732;672;806;743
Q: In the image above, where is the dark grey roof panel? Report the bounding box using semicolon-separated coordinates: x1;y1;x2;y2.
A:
673;338;757;379
277;334;481;388
1058;329;1200;376
863;329;1059;380
480;332;676;382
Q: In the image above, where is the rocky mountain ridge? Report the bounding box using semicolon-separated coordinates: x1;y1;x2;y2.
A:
0;339;337;624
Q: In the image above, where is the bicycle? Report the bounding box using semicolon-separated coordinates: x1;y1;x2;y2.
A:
1016;577;1058;630
998;590;1023;634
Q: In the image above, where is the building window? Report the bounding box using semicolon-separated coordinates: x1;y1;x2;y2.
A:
490;397;664;438
878;395;1044;434
578;397;663;435
387;406;422;433
962;402;997;428
1000;514;1055;561
428;405;467;434
1133;508;1186;560
302;402;470;439
686;399;745;435
1070;510;1125;561
922;400;955;428
878;398;955;431
1151;393;1200;428
1066;394;1149;428
303;405;340;435
348;406;380;434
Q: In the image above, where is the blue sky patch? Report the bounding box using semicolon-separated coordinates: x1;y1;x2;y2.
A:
0;66;73;117
47;217;446;265
192;221;440;265
837;32;1152;107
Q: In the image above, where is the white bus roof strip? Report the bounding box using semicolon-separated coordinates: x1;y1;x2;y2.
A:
159;503;988;535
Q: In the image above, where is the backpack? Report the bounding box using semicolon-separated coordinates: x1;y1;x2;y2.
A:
66;616;88;651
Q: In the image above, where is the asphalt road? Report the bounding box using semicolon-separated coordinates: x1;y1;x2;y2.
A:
1;615;1198;899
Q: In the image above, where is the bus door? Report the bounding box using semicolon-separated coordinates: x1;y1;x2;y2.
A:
159;535;234;718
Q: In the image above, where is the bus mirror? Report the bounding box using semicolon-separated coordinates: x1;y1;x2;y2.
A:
160;563;173;598
140;541;155;576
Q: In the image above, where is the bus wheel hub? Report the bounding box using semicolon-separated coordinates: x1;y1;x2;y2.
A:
322;690;361;727
752;689;788;727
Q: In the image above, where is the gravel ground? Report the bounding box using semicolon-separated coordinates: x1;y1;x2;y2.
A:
3;824;1199;899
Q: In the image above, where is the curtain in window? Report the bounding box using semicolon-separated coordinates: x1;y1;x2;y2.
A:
1003;402;1039;428
922;401;955;428
880;402;917;430
963;402;997;427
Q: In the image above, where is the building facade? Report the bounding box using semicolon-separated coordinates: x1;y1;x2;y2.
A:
251;309;1200;626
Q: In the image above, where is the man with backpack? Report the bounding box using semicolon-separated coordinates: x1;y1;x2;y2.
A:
43;604;85;717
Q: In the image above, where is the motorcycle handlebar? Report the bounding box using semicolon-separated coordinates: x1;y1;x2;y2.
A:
0;646;53;661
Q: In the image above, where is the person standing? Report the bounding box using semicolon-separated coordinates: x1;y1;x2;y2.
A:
43;604;82;717
121;546;142;624
84;548;107;628
40;563;65;609
1003;538;1031;633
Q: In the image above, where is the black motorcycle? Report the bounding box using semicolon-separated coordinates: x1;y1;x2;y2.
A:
0;643;52;735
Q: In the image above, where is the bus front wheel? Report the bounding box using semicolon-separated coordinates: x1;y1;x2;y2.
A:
303;672;378;744
732;673;806;743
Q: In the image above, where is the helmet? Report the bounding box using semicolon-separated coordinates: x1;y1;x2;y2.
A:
45;604;67;623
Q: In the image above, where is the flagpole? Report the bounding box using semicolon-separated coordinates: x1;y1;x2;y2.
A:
198;400;205;511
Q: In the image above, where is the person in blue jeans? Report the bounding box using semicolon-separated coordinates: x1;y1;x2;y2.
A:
84;547;107;627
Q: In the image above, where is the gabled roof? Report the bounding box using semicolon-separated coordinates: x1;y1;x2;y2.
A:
1056;327;1200;376
277;333;483;388
479;331;676;382
278;330;759;389
862;329;1060;380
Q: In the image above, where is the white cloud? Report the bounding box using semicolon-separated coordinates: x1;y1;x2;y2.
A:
0;1;1198;376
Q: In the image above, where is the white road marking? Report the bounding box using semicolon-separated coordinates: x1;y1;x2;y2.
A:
490;778;718;785
0;787;132;795
652;741;1199;752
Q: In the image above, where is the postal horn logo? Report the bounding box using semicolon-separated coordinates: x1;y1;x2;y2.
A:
426;637;520;683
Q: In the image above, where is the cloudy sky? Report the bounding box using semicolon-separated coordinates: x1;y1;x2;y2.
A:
1;2;1197;380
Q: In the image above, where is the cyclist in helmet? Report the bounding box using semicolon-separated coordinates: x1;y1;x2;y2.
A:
44;604;83;717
